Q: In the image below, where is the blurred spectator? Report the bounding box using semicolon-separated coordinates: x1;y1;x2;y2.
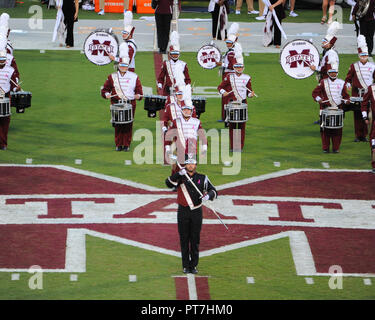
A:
235;0;259;15
289;0;298;17
209;0;230;40
322;0;335;24
353;0;375;56
97;0;129;15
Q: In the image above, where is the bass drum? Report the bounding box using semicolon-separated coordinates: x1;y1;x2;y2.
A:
280;39;320;80
83;28;119;66
196;44;221;70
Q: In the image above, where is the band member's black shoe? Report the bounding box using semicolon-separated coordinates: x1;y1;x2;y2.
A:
332;150;339;153
123;146;130;151
372;169;375;174
0;146;6;150
323;149;329;153
359;137;369;142
190;267;198;274
183;268;189;274
116;146;122;151
354;138;360;142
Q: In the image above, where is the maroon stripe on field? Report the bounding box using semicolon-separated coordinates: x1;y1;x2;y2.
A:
174;277;189;300
0;167;166;195
196;277;211;300
219;171;375;200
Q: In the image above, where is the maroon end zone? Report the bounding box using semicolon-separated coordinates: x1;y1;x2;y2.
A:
0;165;375;277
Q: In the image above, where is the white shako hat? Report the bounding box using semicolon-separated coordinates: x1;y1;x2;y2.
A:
118;42;130;66
169;31;180;55
327;50;339;73
357;35;368;56
123;10;134;36
0;34;7;61
226;22;239;44
233;42;244;68
323;21;340;46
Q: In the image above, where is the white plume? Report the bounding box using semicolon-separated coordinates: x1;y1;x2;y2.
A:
327;50;338;68
170;31;180;50
183;84;192;102
234;42;243;64
357;34;368;53
228;22;239;36
124;11;133;28
0;13;9;29
119;42;129;58
326;21;340;37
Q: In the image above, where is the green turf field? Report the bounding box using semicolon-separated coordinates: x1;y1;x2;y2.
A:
0;50;371;187
1;235;374;300
0;35;374;300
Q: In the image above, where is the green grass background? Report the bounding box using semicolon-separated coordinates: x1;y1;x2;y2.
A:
0;3;374;299
1;236;374;300
0;50;371;187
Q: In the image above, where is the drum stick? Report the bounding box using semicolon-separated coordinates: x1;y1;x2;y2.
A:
169;154;229;230
224;90;258;98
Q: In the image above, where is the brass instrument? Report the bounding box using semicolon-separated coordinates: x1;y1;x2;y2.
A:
355;0;371;19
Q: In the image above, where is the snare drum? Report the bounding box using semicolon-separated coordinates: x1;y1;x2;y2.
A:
0;97;10;117
225;101;248;123
192;96;206;118
321;108;344;129
11;91;32;113
144;95;166;118
110;102;133;124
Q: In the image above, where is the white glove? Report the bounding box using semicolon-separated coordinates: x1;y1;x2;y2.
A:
346;82;351;89
179;168;187;176
202;194;210;201
315;96;322;102
162;126;168;133
165;145;171;153
157;83;163;89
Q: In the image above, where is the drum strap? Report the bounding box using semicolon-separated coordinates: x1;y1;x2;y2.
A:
371;85;375;103
229;74;242;102
176;117;186;148
166;61;176;88
354;62;368;93
112;72;128;101
180;183;202;210
170;96;178;121
0;86;5;98
323;79;338;108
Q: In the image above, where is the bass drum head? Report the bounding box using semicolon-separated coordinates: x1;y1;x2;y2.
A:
196;44;221;70
280;39;320;80
83;29;119;66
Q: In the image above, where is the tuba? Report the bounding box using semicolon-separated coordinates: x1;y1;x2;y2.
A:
355;0;371;19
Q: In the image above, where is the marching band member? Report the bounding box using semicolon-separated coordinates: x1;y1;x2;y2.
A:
360;81;375;173
165;154;217;274
0;35;20;150
0;14;18;80
109;11;137;72
312;62;350;153
157;31;191;97
165;98;207;169
101;43;143;151
217;43;255;152
310;21;340;82
216;23;239;122
345;35;375;142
